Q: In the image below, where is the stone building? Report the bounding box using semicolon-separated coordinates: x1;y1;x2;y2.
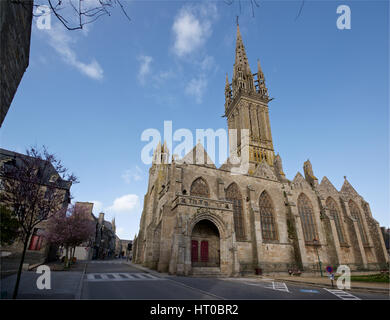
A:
70;202;97;261
133;25;389;276
0;148;72;270
93;213;116;259
65;202;119;261
0;0;33;127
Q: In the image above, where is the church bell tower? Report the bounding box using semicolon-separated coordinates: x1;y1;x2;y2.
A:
225;23;275;171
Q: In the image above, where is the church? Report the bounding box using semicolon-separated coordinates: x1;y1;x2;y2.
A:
133;25;388;276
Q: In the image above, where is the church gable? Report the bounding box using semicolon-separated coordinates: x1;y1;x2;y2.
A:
253;160;277;181
318;176;339;196
340;178;360;199
219;158;233;171
180;143;216;168
292;172;311;190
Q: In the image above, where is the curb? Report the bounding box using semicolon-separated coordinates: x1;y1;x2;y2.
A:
273;278;389;294
124;262;169;277
28;261;45;271
75;261;88;300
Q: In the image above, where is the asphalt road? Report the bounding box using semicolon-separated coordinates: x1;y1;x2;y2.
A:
81;260;389;300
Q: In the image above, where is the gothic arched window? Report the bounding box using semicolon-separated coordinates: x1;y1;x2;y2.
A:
259;191;278;241
297;193;318;243
349;200;368;245
225;183;245;240
190;177;210;198
326;197;345;244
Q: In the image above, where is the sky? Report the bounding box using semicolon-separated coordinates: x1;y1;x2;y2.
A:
1;0;389;239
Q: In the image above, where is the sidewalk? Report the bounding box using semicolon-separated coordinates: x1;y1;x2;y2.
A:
269;275;390;294
0;261;88;299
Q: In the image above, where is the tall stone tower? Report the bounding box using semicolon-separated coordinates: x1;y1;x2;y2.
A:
225;23;275;171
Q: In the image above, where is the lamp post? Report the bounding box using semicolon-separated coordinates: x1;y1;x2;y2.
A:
313;238;323;277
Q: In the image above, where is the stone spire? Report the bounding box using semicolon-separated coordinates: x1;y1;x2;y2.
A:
152;141;169;165
232;23;255;96
225;73;232;108
256;59;268;99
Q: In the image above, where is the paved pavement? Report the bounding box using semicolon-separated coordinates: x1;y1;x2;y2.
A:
80;260;389;300
273;275;390;292
1;259;388;300
0;270;84;299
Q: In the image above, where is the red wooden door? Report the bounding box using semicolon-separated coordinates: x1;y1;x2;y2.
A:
200;241;209;262
191;240;198;262
28;235;39;250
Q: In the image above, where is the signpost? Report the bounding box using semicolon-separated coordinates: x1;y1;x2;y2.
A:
326;266;335;288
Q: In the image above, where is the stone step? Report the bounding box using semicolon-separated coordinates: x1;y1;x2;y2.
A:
191;267;223;277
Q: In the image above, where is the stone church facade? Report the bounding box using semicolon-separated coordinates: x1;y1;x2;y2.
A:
133;25;388;276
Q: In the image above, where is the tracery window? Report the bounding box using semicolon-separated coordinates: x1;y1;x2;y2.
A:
259;191;278;241
297;193;318;243
225;183;245;240
326;197;345;244
190;177;210;198
349;200;368;245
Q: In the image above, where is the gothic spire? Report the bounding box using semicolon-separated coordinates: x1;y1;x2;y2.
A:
256;59;269;98
232;23;255;95
225;73;232;107
234;23;251;76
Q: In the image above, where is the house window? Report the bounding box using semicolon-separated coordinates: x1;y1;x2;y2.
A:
297;193;318;243
226;183;245;240
259;191;278;241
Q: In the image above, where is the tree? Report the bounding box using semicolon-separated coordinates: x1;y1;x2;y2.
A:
45;204;95;267
0;205;20;245
10;0;130;31
0;146;77;299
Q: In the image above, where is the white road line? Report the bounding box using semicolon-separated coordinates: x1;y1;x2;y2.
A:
89;260;125;264
84;273;165;282
323;288;361;300
264;281;290;293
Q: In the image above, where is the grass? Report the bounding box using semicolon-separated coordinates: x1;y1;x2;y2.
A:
335;273;389;283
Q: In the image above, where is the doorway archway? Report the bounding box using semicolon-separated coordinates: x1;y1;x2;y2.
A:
191;219;220;267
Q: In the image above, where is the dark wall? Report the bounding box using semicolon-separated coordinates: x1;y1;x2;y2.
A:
0;0;33;127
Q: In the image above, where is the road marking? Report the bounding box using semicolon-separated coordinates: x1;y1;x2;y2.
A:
300;289;320;293
85;273;166;282
323;288;361;300
88;260;125;264
264;281;290;293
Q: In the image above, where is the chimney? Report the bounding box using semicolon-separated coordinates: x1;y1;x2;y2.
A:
98;212;104;224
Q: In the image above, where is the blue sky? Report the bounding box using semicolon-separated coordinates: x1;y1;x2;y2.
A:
1;0;389;239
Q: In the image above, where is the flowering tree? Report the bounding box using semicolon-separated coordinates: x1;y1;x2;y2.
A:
45;204;95;267
0;146;77;298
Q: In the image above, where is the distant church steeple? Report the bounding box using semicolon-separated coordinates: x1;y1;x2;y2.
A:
225;22;275;170
232;23;255;96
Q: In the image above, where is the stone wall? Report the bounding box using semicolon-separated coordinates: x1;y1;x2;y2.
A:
0;0;33;127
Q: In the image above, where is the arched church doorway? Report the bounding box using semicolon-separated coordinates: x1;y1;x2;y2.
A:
191;219;220;267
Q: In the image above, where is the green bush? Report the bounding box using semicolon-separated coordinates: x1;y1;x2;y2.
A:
336;273;389;283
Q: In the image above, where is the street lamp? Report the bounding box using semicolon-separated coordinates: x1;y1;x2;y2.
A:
313;238;323;277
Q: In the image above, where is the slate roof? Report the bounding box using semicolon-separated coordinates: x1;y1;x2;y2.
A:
0;148;72;190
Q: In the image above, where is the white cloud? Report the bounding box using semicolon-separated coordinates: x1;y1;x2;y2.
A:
199;55;215;71
43;23;103;80
116;227;126;238
122;166;143;184
172;3;217;57
138;55;153;84
91;200;103;214
185;75;207;104
108;194;139;213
